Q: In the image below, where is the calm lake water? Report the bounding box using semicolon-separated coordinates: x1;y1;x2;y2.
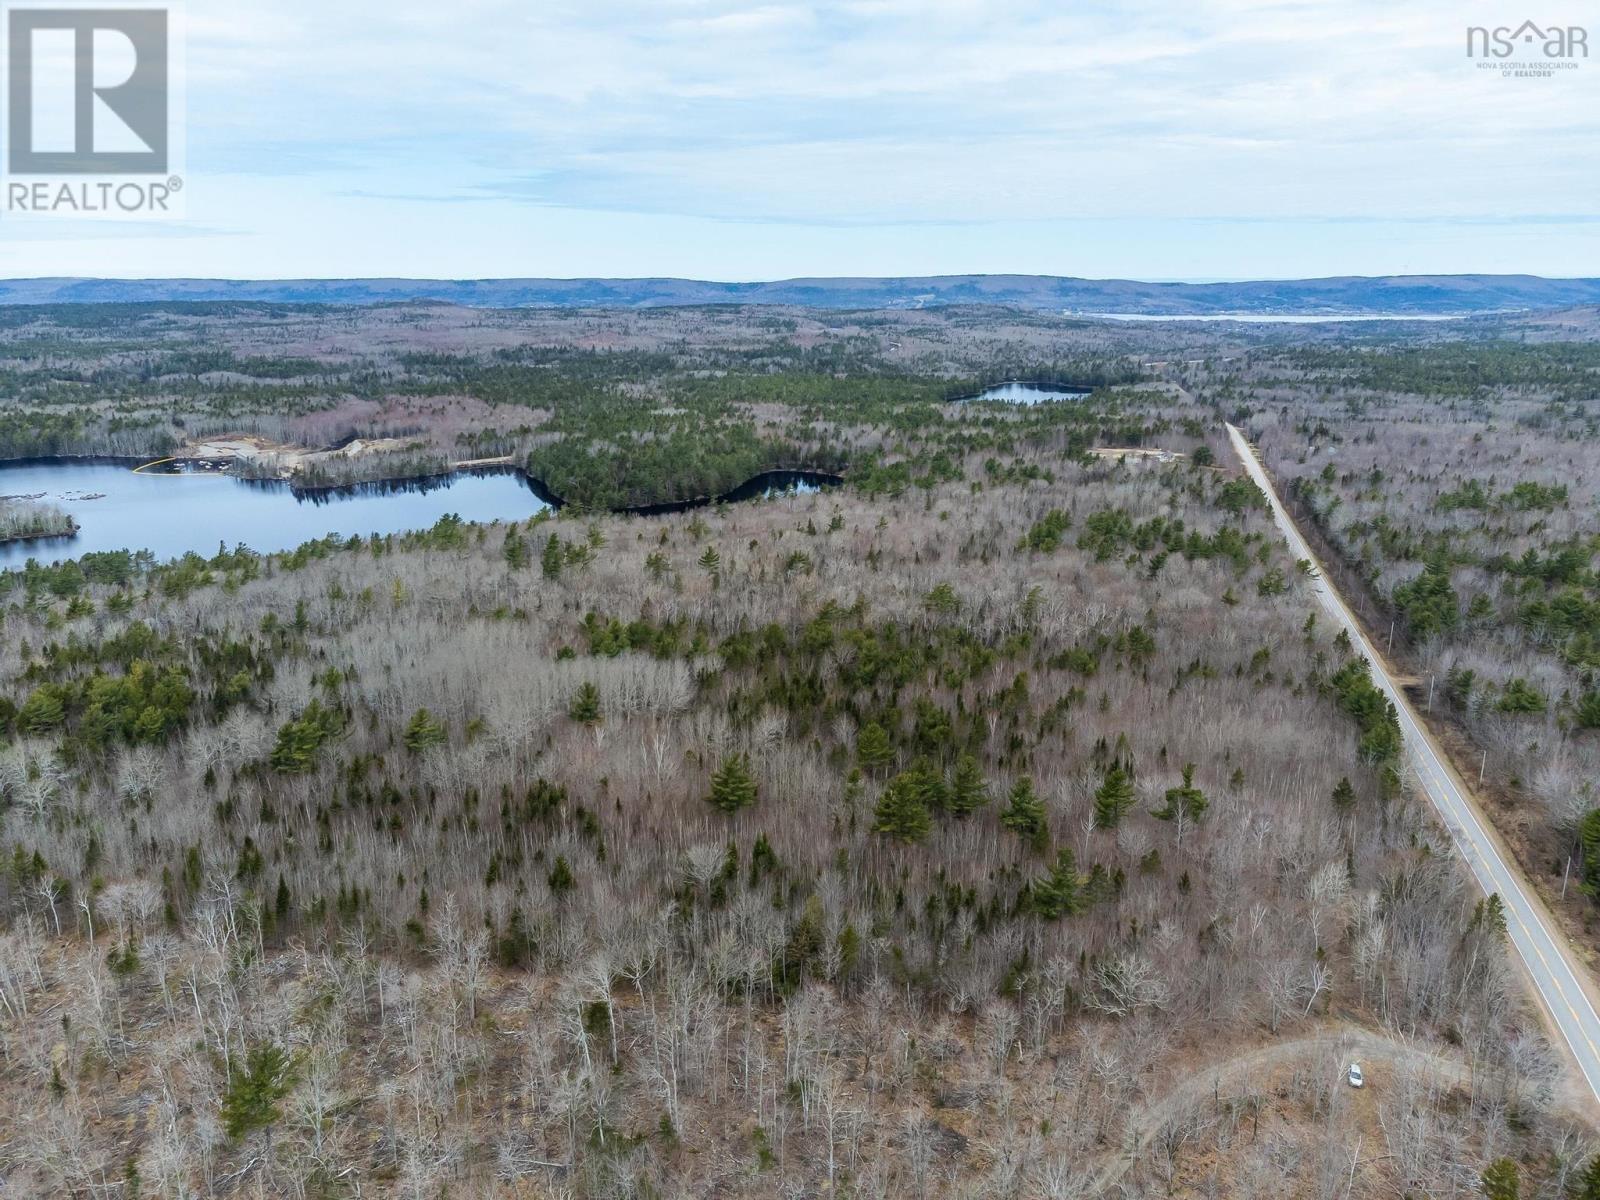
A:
0;461;841;568
960;381;1093;405
0;462;555;568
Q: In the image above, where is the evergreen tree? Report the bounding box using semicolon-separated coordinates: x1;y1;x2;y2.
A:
502;527;529;569
1573;1154;1600;1200
873;769;934;843
1580;808;1600;897
1331;776;1356;813
1032;848;1082;919
707;752;758;814
17;686;65;734
1576;692;1600;730
1469;894;1507;938
270;700;344;774
1392;555;1458;638
947;753;990;816
541;534;564;580
568;682;602;724
1480;1159;1519;1200
905;758;950;813
1000;777;1048;851
221;1044;299;1140
856;721;893;774
1093;760;1136;830
837;922;861;981
404;707;448;752
274;875;292;926
699;545;722;587
1152;764;1207;823
547;854;575;895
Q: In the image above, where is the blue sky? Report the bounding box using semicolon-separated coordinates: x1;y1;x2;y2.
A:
3;0;1598;279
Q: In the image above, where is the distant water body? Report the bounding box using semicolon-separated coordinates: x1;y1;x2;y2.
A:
956;381;1094;405
1081;312;1480;324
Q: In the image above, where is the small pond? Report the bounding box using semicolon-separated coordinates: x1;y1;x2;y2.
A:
957;381;1094;405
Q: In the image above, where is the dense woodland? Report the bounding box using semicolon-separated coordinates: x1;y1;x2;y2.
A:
0;304;1597;1197
1231;341;1600;962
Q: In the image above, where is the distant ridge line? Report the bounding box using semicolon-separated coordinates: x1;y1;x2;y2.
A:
0;273;1595;315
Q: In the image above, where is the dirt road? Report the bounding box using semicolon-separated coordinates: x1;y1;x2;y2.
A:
1087;1027;1568;1195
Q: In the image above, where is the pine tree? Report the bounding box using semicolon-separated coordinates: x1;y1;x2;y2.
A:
1480;1159;1519;1200
837;922;861;981
1032;848;1082;919
1574;1155;1600;1200
856;721;893;774
873;769;933;843
1576;692;1600;730
221;1044;299;1140
1470;894;1507;938
1331;776;1356;812
699;545;722;587
906;758;949;813
541;534;563;580
1000;777;1048;851
547;854;575;895
1581;808;1600;897
568;682;602;724
708;752;758;814
502;527;529;569
1152;764;1207;823
1093;760;1136;830
274;875;292;926
404;707;448;752
947;753;990;816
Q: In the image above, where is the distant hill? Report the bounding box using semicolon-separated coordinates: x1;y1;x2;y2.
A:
1;274;1597;315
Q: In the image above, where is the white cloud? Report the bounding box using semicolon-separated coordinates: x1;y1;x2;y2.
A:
8;0;1598;276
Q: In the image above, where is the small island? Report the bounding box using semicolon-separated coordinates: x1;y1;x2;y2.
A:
0;497;78;545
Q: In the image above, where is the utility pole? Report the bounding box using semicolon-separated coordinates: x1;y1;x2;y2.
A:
1563;856;1573;900
1426;675;1434;712
1478;749;1487;786
1386;620;1394;654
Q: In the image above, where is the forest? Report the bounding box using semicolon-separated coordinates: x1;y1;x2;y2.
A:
0;303;1597;1197
1221;338;1600;974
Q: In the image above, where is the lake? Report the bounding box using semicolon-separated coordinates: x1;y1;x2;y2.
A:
958;381;1094;405
1082;312;1476;324
623;470;839;515
0;461;843;568
0;461;555;568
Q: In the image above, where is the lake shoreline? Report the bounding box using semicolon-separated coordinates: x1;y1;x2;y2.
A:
215;459;841;514
0;458;844;569
0;521;80;549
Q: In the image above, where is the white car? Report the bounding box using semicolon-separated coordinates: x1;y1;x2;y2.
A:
1347;1062;1365;1089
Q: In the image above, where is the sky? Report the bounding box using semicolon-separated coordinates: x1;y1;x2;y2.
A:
1;0;1598;280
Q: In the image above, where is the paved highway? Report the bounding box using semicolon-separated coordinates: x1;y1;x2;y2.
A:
1227;423;1600;1106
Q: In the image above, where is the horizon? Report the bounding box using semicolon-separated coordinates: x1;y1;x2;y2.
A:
2;269;1596;285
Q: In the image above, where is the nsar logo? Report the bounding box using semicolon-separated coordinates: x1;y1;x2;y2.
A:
1467;21;1588;79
